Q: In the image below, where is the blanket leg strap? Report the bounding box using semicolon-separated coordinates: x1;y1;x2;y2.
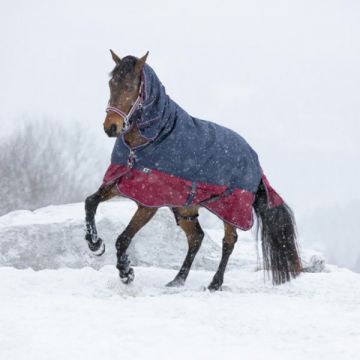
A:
172;208;199;225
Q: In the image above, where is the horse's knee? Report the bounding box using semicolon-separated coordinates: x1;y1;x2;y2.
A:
227;232;238;244
85;192;100;211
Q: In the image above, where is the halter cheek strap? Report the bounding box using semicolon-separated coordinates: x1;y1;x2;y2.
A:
106;81;144;132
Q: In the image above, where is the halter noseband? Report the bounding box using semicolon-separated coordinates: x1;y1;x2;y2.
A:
106;81;144;133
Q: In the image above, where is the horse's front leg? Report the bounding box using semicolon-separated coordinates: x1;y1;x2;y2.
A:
85;184;118;256
116;205;158;284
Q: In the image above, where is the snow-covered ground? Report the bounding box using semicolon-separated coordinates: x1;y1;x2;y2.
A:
1;201;359;359
1;266;360;360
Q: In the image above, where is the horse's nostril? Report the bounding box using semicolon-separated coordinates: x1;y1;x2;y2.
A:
104;124;117;136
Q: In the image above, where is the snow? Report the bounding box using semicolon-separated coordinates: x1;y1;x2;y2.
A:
0;201;226;271
299;201;360;273
1;266;360;360
1;200;359;359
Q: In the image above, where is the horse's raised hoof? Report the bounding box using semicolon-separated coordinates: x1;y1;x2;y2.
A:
93;242;106;257
120;268;135;285
166;278;185;287
86;236;106;257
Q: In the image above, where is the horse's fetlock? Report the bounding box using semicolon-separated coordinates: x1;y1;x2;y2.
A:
117;254;131;273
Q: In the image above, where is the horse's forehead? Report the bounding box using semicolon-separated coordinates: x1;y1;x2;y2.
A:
112;58;136;80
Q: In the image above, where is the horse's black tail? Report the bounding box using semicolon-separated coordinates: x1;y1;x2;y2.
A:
253;181;302;285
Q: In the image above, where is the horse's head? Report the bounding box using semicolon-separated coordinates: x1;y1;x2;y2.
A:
103;50;148;137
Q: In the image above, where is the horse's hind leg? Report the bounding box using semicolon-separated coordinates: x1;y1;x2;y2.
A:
208;222;238;291
116;205;157;283
166;206;204;287
85;184;118;255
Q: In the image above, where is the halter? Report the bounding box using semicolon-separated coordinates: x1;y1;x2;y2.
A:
106;81;144;132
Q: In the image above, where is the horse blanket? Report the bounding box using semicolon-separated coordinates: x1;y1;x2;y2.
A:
103;59;283;230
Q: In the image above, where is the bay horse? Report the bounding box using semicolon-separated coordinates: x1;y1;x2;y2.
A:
84;50;302;291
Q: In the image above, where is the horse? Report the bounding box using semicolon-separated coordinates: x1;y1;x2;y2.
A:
84;50;302;291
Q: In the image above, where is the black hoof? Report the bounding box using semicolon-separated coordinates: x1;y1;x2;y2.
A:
166;278;185;287
120;268;135;285
208;282;223;292
86;236;106;256
93;242;106;257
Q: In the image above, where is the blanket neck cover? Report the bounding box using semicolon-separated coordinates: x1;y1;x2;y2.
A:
103;57;283;230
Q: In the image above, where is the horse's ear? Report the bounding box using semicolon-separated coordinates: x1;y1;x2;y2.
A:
110;49;121;64
135;51;149;73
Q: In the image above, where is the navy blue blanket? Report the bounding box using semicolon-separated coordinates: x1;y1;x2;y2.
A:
111;61;262;193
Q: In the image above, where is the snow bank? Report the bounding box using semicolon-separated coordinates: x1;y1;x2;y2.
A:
0;200;324;272
0;201;229;271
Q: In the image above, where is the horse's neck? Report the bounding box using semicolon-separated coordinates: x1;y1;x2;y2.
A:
124;126;148;148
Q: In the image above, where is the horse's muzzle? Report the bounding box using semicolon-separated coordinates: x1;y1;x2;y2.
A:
104;124;117;137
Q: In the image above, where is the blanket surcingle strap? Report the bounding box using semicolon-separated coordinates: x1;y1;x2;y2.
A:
103;58;283;230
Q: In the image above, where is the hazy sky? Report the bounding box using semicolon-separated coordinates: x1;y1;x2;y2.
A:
1;0;359;216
